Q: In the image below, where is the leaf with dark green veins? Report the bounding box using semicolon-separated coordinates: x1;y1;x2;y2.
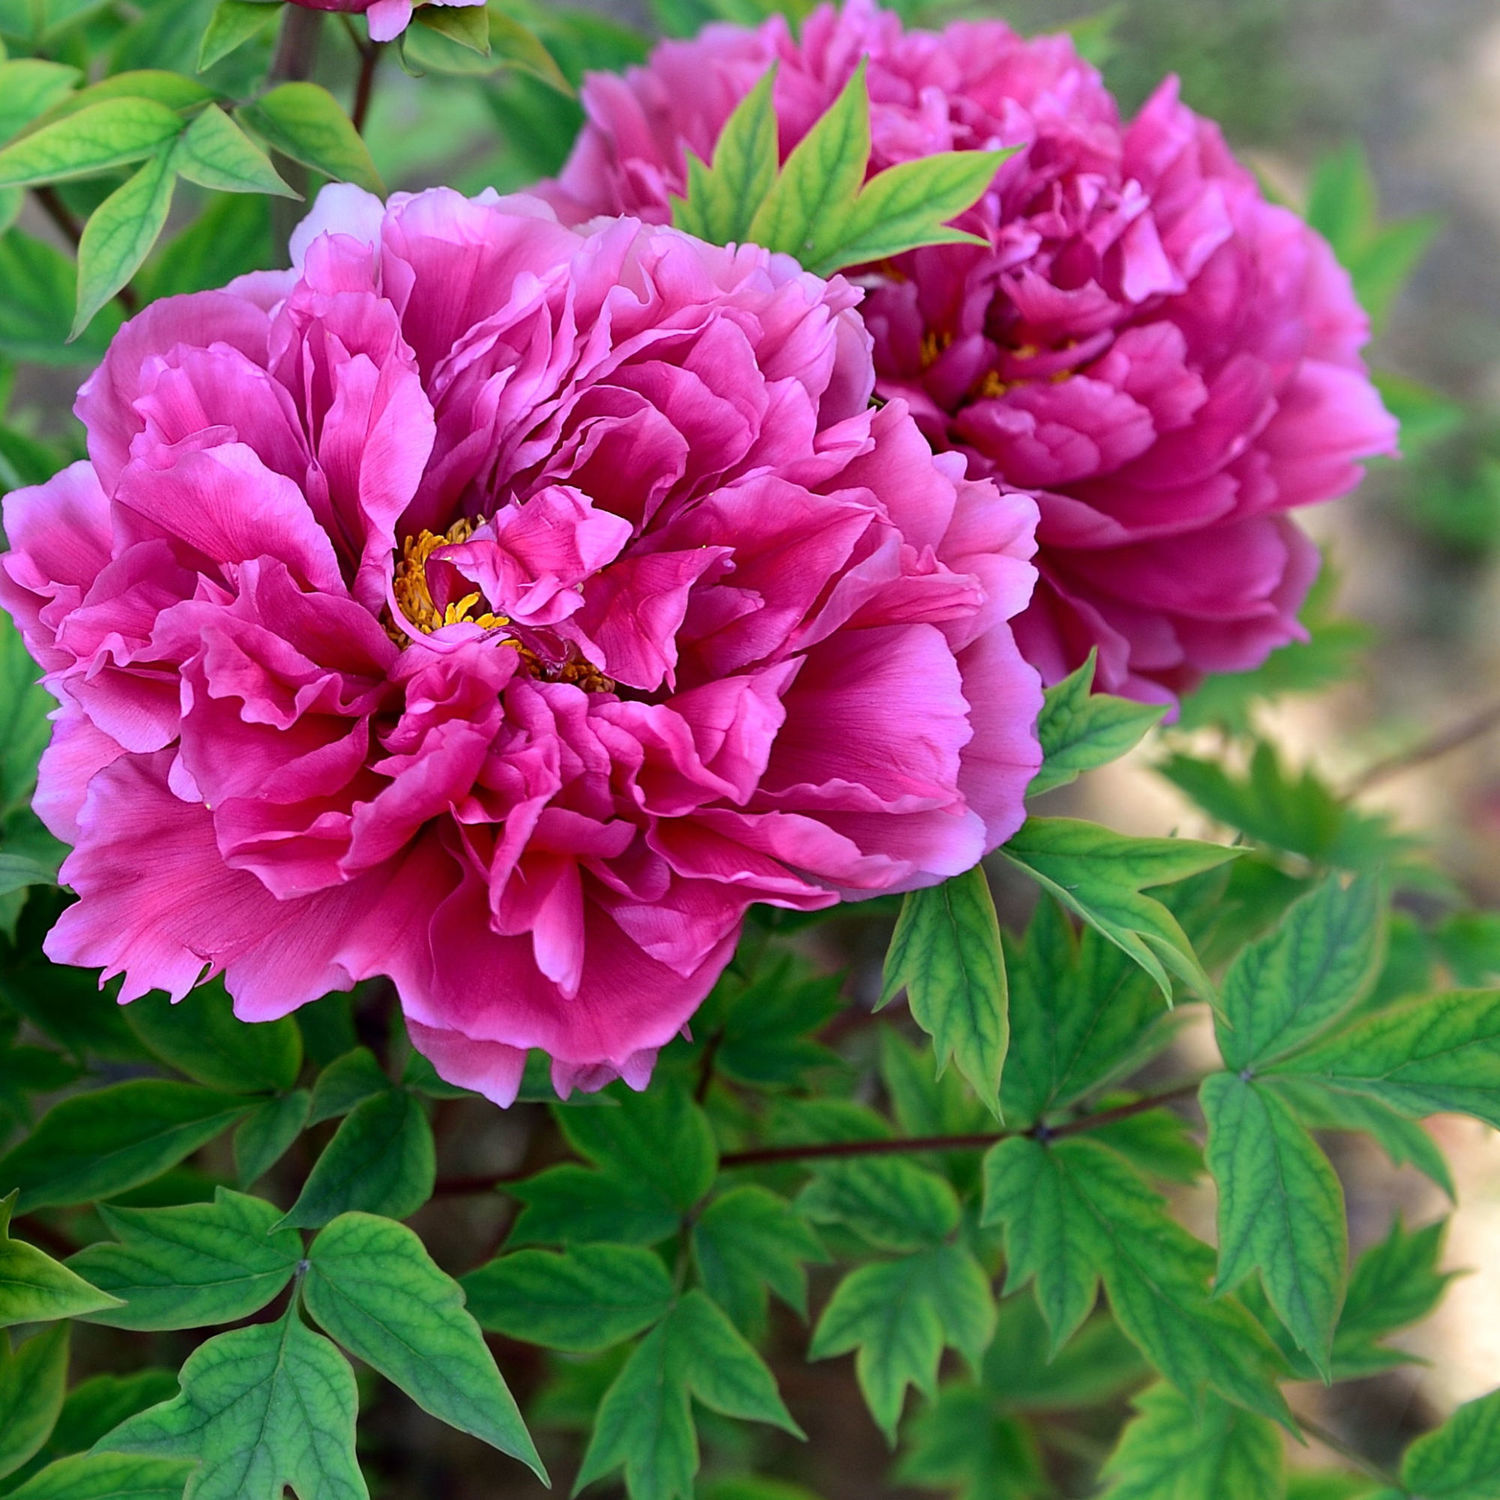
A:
0;1190;123;1326
810;1243;995;1443
1002;896;1178;1127
1270;988;1500;1127
171;104;295;196
557;1082;716;1210
0;99;181;188
276;1088;433;1229
1029;651;1163;797
237;83;382;193
746;59;868;263
1217;874;1382;1069
980;1297;1147;1414
0;1325;70;1480
576;1289;798;1498
998;818;1234;1001
881;865;1008;1116
0;60;80;145
125;983;302;1094
896;1385;1044;1500
198;0;281;72
66;1188;301;1331
815;146;1007;272
307;1046;388;1124
671;66;778;245
0;1080;253;1211
1401;1386;1500;1500
462;1242;675;1352
508;1164;681;1248
1201;1073;1347;1377
1272;1075;1454;1197
27;1369;180;1470
982;1137;1290;1425
1100;1383;1283;1500
233;1089;310;1186
97;1307;367;1500
304;1213;543;1478
71;152;176;339
7;1453;195;1500
691;1186;827;1334
798;1157;960;1253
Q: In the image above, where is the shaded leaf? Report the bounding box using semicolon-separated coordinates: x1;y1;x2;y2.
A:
124;982;301;1094
1029;650;1163;797
0;1325;70;1482
237;83;382;193
71;151;176;338
0;1189;123;1327
7;1453;194;1500
691;1186;826;1334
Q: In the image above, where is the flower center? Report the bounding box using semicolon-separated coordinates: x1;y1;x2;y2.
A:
387;517;615;693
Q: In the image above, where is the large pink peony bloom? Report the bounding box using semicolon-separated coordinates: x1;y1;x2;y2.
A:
545;0;1399;704
287;0;480;44
0;187;1041;1103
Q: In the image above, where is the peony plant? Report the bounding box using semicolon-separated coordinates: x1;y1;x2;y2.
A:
0;3;1496;1500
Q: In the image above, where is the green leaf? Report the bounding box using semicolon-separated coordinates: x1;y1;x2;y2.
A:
0;1325;70;1481
557;1082;716;1211
0;228;119;364
0;851;57;896
1272;1075;1455;1197
1334;1218;1452;1376
0;59;80;144
809;1243;994;1443
24;1369;180;1471
171;104;295;196
1217;874;1383;1069
0;1080;254;1211
746;60;868;264
125;983;302;1093
982;1137;1289;1425
1100;1383;1283;1500
1270;988;1500;1127
1029;650;1163;797
71;151;176;339
1002;896;1178;1127
233;1089;310;1186
691;1185;826;1334
1157;741;1411;871
881;865;1008;1116
814;146;1005;273
304;1212;543;1479
1201;1073;1347;1376
197;0;279;72
137;189;271;301
508;1164;681;1248
998;818;1235;1001
413;1;489;54
896;1384;1043;1500
98;1306;367;1500
576;1289;799;1498
7;1453;195;1500
307;1046;388;1124
462;1242;675;1352
0;98;182;187
65;1187;301;1331
797;1157;960;1253
275;1088;434;1230
1401;1386;1500;1499
237;83;382;193
979;1296;1147;1413
1;579;54;823
671;65;777;245
0;1189;123;1326
50;73;214;115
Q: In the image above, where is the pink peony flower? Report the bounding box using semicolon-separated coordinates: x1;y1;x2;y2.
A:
0;186;1042;1103
544;0;1399;704
288;0;479;45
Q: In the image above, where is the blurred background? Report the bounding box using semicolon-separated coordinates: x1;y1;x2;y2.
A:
6;0;1500;1492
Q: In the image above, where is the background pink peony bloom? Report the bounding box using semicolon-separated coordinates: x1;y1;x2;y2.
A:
0;187;1041;1104
288;0;479;45
544;0;1400;705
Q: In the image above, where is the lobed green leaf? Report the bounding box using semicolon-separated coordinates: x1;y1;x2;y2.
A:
1401;1386;1500;1499
671;66;778;246
1029;650;1163;798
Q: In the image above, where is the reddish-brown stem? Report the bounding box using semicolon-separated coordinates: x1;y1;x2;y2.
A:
1344;694;1500;798
429;1080;1204;1194
351;41;381;136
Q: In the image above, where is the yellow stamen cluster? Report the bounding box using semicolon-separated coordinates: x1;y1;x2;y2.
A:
387;517;615;693
389;518;509;643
